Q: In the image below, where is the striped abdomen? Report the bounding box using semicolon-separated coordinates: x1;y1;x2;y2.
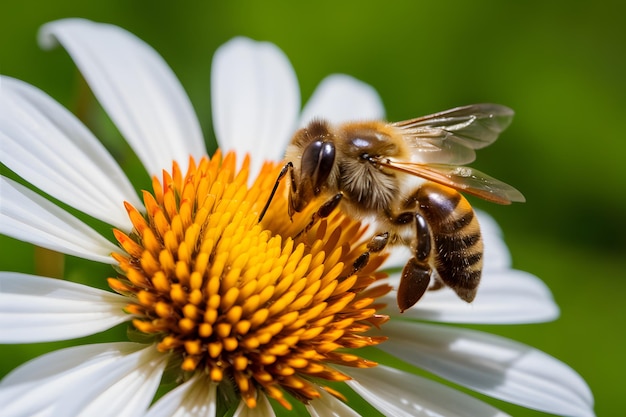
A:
414;182;483;302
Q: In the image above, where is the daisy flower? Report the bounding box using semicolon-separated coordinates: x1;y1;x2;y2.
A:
0;18;594;417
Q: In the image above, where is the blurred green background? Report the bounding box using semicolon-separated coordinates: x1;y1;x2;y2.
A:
1;1;624;416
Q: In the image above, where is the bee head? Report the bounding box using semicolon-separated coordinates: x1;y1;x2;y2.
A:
287;120;337;216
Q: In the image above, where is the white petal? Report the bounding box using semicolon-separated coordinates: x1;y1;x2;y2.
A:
39;18;206;176
383;268;559;324
233;393;276;417
0;177;120;264
145;375;217;417
0;76;141;229
345;365;510;417
299;74;385;126
0;343;164;417
380;245;411;271
0;272;130;343
378;321;595;417
476;210;512;271
306;390;360;417
64;347;167;417
211;37;300;174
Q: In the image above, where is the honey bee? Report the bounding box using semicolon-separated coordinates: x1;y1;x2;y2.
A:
260;104;525;312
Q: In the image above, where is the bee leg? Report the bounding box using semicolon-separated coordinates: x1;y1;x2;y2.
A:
397;212;432;312
352;232;389;273
294;193;343;239
397;258;431;312
259;162;294;222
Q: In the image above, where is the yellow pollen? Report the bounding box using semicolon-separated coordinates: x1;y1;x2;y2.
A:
108;151;392;409
209;366;223;382
182;355;201;371
233;355;248;371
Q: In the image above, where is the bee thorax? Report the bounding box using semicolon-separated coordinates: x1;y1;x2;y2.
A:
338;159;397;212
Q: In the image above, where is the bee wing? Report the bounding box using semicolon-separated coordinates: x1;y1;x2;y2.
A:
392;104;514;165
378;160;525;204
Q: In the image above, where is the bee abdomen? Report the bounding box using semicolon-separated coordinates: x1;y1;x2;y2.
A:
416;182;483;302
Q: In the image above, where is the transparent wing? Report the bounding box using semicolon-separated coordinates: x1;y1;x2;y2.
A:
392;104;514;165
378;160;525;204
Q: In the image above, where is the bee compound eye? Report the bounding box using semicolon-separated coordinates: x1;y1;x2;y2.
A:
301;140;335;195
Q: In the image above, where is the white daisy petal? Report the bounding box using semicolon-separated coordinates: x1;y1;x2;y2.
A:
233;393;276;417
378;321;595;417
345;365;510;417
64;347;167;417
380;245;411;271
211;37;300;172
306;390;360;417
39;18;206;176
0;177;120;264
476;210;512;271
299;74;385;126
0;343;163;417
0;76;140;229
145;375;217;417
0;272;130;343
383;268;559;324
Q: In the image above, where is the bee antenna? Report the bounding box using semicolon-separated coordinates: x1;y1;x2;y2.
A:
259;162;293;222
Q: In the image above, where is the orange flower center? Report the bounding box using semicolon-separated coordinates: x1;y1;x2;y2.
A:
108;151;390;408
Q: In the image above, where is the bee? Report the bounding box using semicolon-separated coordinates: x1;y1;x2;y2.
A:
260;104;525;312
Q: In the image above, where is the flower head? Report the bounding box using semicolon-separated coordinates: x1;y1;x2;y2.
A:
0;19;594;417
108;152;391;409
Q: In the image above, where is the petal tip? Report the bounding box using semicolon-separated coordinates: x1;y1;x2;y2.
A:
38;18;85;50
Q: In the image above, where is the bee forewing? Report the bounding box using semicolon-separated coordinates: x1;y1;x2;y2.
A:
392;104;515;165
380;161;525;204
401;133;478;165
